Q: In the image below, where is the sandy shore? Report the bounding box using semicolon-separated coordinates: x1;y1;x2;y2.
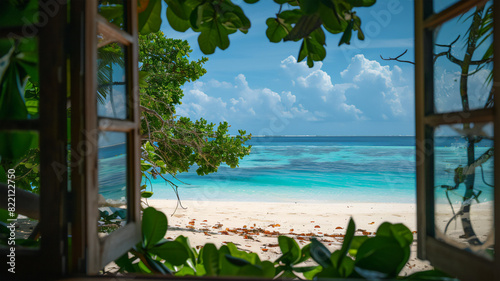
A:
147;199;432;276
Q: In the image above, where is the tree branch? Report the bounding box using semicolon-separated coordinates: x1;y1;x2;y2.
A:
380;49;415;65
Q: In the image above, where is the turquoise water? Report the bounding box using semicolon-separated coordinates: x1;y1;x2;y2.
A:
98;136;494;204
150;136;418;203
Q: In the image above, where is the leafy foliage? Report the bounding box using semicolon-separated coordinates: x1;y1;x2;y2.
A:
114;207;454;280
133;0;376;67
138;31;252;201
0;37;40;193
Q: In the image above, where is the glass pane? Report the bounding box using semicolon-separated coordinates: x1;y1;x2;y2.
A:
98;131;128;235
434;123;494;260
433;1;493;113
0;38;39;120
0;0;38;27
98;0;126;30
0;130;40;249
97;43;128;120
433;0;461;14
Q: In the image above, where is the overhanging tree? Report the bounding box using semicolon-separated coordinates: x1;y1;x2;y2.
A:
138;31;251;203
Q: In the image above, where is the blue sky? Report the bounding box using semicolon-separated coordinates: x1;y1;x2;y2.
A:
160;0;417;136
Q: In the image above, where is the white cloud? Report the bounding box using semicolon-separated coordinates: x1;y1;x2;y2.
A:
337;54;413;118
177;54;414;135
176;88;227;119
177;74;317;128
207;79;232;88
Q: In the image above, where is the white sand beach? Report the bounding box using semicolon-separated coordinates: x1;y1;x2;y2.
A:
147;199;433;276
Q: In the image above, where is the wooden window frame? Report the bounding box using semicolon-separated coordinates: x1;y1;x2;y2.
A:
415;0;500;280
69;0;141;274
0;0;69;276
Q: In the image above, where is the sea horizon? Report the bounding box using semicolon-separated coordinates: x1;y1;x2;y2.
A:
98;135;493;206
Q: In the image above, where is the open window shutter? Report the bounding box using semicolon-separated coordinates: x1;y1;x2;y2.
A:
415;0;500;279
0;0;68;277
70;0;141;273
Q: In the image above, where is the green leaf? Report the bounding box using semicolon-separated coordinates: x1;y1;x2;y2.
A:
316;266;342;278
115;253;135;273
142;207;168;249
141;161;153;171
279;9;303;24
260;260;275;278
309;238;332;268
339;20;354;46
319;2;346;34
374;223;412;274
355;236;405;278
16;44;38;83
0;65;28;120
198;19;230;54
224;254;251;266
175;265;195;276
0;42;14;82
225;242;261;265
141;191;154;198
138;0;162;34
335;252;354;277
143;253;172;274
195;263;206;276
218;250;241;276
297;41;307;62
243;0;260;3
237;264;263;277
348;235;369;257
332;218;355;268
0;0;38;27
166;7;190;32
99;5;125;27
265;18;290;43
303;265;322;279
299;0;320;14
292;265;319;272
296;242;311;264
305;35;326;61
376;222;413;248
277;236;301;265
284;14;322;42
175;266;196;276
138;71;149;88
164;0;189;20
150;241;189;266
0;208;10;224
219;2;251;33
202;243;219;276
175;235;196;262
0;131;36;164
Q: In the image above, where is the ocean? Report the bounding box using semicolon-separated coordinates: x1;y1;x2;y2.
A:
98;136;494;204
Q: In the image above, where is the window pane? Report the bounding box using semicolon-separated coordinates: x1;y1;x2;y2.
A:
98;0;126;30
98;131;128;235
97;43;128;120
0;38;39;120
433;1;493;113
433;0;461;14
0;130;40;249
0;0;38;27
434;123;494;260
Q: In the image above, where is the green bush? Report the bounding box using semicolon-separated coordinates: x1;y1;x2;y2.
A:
114;207;455;280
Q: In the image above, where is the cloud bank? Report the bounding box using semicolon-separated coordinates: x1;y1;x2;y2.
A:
177;54;414;135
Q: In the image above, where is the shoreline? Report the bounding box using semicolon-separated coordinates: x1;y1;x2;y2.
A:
147;199;432;276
